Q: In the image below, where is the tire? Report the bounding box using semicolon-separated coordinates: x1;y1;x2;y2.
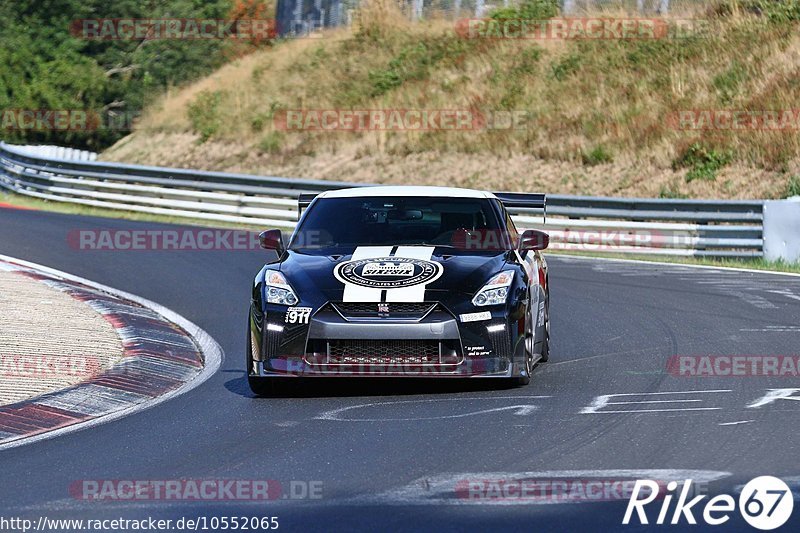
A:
539;292;550;363
516;302;535;386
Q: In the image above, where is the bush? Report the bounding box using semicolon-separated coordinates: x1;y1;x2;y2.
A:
582;145;613;166
754;0;800;22
673;143;732;182
710;0;800;20
258;131;284;154
368;37;471;97
491;0;559;21
786;175;800;198
550;53;582;81
188;90;225;142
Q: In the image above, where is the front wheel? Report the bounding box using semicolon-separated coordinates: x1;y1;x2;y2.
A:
516;303;535;386
539;295;550;363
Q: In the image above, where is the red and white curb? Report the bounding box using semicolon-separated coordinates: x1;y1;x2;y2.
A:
0;254;223;451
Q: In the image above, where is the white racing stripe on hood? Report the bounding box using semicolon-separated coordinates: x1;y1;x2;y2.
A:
342;246;394;302
385;246;435;303
340;246;438;303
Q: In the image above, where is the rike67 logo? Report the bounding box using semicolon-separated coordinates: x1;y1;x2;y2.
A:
624;476;794;530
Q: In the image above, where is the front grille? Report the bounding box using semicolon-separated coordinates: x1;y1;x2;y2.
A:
329;339;440;364
332;302;435;319
304;339;462;366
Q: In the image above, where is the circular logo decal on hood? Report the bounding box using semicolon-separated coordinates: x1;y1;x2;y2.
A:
334;257;444;289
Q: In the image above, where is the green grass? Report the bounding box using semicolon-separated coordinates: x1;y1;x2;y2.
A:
581;145;614;166
258;131;285;154
658;183;689;199
785;175;800;198
551;251;800;274
673;143;733;183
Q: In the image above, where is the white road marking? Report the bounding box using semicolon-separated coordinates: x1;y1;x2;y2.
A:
0;254;223;452
767;289;800;303
581;390;731;414
718;420;754;426
747;388;800;409
362;469;731;506
741;326;800;332
316;396;550;422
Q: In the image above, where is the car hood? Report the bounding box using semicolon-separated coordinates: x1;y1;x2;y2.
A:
277;246;509;305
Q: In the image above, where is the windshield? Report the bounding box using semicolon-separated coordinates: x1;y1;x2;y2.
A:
290;196;507;252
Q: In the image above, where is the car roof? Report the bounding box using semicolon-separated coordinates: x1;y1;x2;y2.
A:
317;186;497;200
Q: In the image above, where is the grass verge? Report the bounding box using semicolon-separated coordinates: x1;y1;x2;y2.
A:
550;251;800;274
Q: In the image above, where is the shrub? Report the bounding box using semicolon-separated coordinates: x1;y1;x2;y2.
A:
368;37;471;97
258;131;284;154
673;143;732;182
491;0;559;21
549;53;582;81
582;145;613;166
188;90;225;142
785;175;800;198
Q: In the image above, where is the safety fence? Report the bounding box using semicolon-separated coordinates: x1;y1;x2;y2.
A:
0;142;764;258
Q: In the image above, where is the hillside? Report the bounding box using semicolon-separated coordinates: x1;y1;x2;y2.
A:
102;0;800;199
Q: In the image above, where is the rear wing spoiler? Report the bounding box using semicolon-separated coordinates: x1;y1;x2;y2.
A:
493;192;546;223
297;193;317;217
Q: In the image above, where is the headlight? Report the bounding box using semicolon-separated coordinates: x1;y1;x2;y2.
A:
265;269;299;305
472;270;515;307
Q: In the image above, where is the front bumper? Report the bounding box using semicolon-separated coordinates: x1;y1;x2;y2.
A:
251;302;526;378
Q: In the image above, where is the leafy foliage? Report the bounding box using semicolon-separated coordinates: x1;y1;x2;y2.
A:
490;0;559;21
188;90;226;142
785;175;800;198
0;0;272;149
673;143;733;182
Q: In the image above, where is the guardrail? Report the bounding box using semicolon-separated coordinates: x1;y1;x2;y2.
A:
0;141;766;258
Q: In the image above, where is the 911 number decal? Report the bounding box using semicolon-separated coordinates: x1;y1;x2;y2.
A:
285;307;312;324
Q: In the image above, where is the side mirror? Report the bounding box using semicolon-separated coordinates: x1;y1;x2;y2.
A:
259;229;285;255
518;229;549;251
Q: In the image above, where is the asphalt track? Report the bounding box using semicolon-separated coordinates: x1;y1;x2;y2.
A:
1;206;799;532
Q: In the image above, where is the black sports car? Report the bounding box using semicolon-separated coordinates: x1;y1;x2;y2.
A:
247;186;550;395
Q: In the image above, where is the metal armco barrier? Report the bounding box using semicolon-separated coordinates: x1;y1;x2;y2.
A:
0;142;771;259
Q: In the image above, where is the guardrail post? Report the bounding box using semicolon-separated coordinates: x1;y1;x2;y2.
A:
763;198;800;262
